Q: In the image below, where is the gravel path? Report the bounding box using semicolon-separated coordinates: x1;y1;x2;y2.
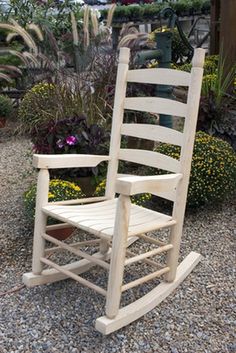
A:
0;131;235;353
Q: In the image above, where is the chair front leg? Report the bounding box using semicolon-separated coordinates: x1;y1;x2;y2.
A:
105;195;131;319
32;169;49;275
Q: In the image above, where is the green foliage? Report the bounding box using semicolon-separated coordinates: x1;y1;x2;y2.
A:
31;115;108;156
94;179;152;207
18;63;114;134
18;82;60;133
102;0;210;23
202;73;217;96
2;0;83;35
171;28;190;64
0;94;13;117
176;54;235;101
194;52;236;148
203;55;218;75
152;132;236;207
18;80;107;133
176;55;218;74
24;179;86;222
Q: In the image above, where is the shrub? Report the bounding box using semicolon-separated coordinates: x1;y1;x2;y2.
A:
151;132;236;207
18;82;59;133
94;179;152;207
18;82;90;134
202;73;217;96
24;179;86;222
176;55;219;75
0;95;13;118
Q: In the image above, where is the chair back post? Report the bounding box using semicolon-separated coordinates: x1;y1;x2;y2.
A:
165;48;205;282
105;47;130;200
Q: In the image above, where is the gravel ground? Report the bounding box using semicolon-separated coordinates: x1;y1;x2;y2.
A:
0;129;235;353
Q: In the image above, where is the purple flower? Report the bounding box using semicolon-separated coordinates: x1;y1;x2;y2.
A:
65;135;78;146
56;139;64;149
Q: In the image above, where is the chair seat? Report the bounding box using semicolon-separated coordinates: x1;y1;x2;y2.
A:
43;199;174;240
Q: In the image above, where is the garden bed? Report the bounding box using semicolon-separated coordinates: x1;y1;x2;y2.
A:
0;131;235;353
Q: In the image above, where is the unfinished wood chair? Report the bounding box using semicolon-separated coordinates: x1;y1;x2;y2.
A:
23;47;205;334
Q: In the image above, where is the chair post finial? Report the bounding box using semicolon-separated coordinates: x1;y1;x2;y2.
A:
192;48;205;68
119;47;130;65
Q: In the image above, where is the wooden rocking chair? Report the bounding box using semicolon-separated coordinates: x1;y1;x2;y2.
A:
23;47;205;334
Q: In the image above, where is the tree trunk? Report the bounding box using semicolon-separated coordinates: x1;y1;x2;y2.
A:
220;0;236;91
210;0;220;55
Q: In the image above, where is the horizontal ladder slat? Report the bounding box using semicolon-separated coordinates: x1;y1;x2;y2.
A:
119;149;181;173
122;267;170;292
136;233;166;246
42;233;110;270
125;249;164;269
127;68;190;86
124;244;173;266
121;123;183;147
45;239;101;254
40;257;107;296
124;97;187;117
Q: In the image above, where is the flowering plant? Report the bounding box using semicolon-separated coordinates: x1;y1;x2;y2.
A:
94;179;152;207
31;115;108;155
150;132;236;207
18;82;59;133
24;179;86;223
30;115;109;178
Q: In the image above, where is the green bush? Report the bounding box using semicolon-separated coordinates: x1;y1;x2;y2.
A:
18;82;59;133
101;0;210;23
152;132;236;207
94;179;151;207
176;55;219;75
24;179;86;222
201;73;217;96
0;95;13;118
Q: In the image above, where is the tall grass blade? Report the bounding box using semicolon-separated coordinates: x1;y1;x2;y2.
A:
0;72;12;82
91;10;99;37
23;52;40;67
83;6;90;48
0;65;22;75
71;12;79;46
6;32;19;42
27;23;44;41
107;4;116;28
9;19;38;53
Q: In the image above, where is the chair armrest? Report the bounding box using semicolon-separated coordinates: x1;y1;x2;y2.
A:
33;154;110;169
115;174;182;196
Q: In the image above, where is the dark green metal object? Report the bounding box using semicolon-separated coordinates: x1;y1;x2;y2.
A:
155;30;173;128
136;7;194;129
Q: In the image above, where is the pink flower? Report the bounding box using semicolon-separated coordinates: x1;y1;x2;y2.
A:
65;135;78;146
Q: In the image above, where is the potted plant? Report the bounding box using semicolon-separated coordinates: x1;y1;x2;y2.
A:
0;94;13;128
190;0;203;15
30;115;109;195
201;0;211;15
172;1;190;17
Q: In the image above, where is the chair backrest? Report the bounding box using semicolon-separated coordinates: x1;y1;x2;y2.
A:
105;47;205;210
